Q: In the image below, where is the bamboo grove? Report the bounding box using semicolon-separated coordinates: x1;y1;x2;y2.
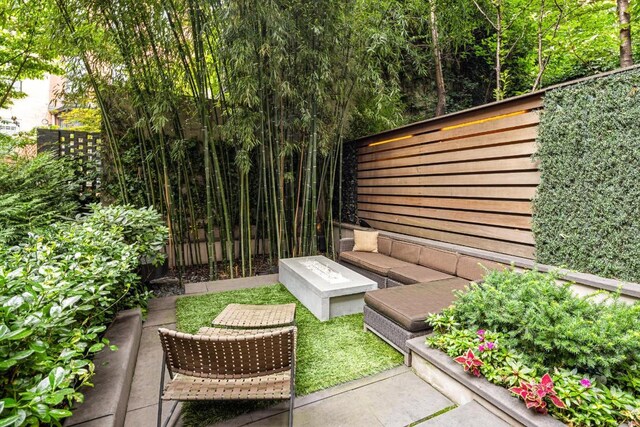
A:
52;0;400;278
46;0;637;278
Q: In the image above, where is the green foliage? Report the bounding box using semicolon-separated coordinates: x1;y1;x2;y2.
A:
0;148;83;245
58;108;102;133
176;284;402;426
0;0;62;108
534;68;640;282
0;204;167;426
426;326;640;426
437;269;640;378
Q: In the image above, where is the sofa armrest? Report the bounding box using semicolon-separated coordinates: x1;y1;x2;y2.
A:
339;238;355;253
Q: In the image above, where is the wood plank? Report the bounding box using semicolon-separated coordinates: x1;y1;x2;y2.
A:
357;195;533;214
358;126;538;163
357;186;536;200
358;111;539;155
362;219;535;258
358;172;540;187
358;203;532;229
356;95;543;148
358;211;534;244
357;157;539;179
359;141;537;171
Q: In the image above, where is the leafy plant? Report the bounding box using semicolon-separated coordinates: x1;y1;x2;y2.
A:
509;373;566;414
426;268;640;425
441;268;640;378
0;204;167;426
0;149;84;245
535;68;640;282
454;349;484;377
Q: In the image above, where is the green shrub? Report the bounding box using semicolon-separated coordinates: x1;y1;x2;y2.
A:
426;326;640;426
534;68;640;281
439;269;640;379
0;204;168;426
0;150;83;245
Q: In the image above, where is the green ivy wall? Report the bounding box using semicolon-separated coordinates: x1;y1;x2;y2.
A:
534;68;640;282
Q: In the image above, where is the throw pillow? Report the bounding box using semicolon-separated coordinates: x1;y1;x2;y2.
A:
353;230;379;253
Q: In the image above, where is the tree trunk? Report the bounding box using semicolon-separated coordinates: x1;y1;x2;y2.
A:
618;0;633;67
430;0;446;116
495;2;503;100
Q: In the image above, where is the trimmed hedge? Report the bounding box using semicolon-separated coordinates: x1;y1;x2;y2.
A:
534;68;640;282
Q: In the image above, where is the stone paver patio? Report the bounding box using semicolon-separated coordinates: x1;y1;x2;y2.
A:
124;275;510;427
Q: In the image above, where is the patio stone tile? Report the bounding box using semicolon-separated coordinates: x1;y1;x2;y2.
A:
127;323;175;411
68;415;115;427
248;406;382;427
124;401;182;427
185;282;207;294
415;401;510;427
144;308;176;327
246;371;452;427
205;273;280;293
148;295;179;311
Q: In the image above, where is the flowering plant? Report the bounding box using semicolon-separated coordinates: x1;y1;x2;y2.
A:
509;373;566;414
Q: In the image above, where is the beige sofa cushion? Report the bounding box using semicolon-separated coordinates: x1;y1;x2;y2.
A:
388;265;454;285
378;236;392;256
418;246;458;275
364;277;469;332
339;251;411;276
456;255;507;281
353;230;379;253
390;241;421;264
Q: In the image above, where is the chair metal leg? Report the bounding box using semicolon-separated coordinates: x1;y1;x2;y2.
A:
158;353;165;427
289;352;296;427
158;352;180;427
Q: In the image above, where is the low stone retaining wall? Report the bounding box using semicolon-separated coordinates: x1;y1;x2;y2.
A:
65;308;143;427
407;337;565;427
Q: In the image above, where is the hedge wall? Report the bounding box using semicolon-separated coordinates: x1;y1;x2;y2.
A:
534;68;640;282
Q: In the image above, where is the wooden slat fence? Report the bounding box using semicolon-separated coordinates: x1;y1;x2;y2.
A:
353;93;543;259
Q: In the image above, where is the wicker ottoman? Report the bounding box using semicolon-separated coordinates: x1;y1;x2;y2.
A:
363;277;469;366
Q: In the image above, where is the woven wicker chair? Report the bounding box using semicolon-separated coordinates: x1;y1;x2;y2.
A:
157;326;297;427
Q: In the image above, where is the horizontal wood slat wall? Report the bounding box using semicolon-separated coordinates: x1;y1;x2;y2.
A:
353;93;543;259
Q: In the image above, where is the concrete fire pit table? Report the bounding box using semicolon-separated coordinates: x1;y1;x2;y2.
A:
279;255;377;321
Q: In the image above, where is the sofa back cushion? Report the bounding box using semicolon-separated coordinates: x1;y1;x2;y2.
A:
418;246;458;275
378;236;392;256
390;241;421;264
456;255;507;281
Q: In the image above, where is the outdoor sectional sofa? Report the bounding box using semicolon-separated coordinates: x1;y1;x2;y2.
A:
338;233;506;365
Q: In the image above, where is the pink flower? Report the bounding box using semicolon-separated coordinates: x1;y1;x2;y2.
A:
477;329;486;342
478;344;485;352
580;378;592;388
486;341;496;350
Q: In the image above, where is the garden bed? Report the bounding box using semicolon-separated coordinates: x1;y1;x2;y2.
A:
424;269;640;426
175;283;402;426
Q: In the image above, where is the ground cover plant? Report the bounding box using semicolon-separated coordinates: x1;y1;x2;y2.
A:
0;204;167;426
427;269;640;426
175;284;402;426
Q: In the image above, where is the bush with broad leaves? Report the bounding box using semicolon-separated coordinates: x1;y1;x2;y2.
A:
0;204;167;426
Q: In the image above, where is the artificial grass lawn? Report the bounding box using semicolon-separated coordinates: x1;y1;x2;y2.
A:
175;283;402;426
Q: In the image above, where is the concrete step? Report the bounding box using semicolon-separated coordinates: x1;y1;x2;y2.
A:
416;401;511;427
65;308;143;427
